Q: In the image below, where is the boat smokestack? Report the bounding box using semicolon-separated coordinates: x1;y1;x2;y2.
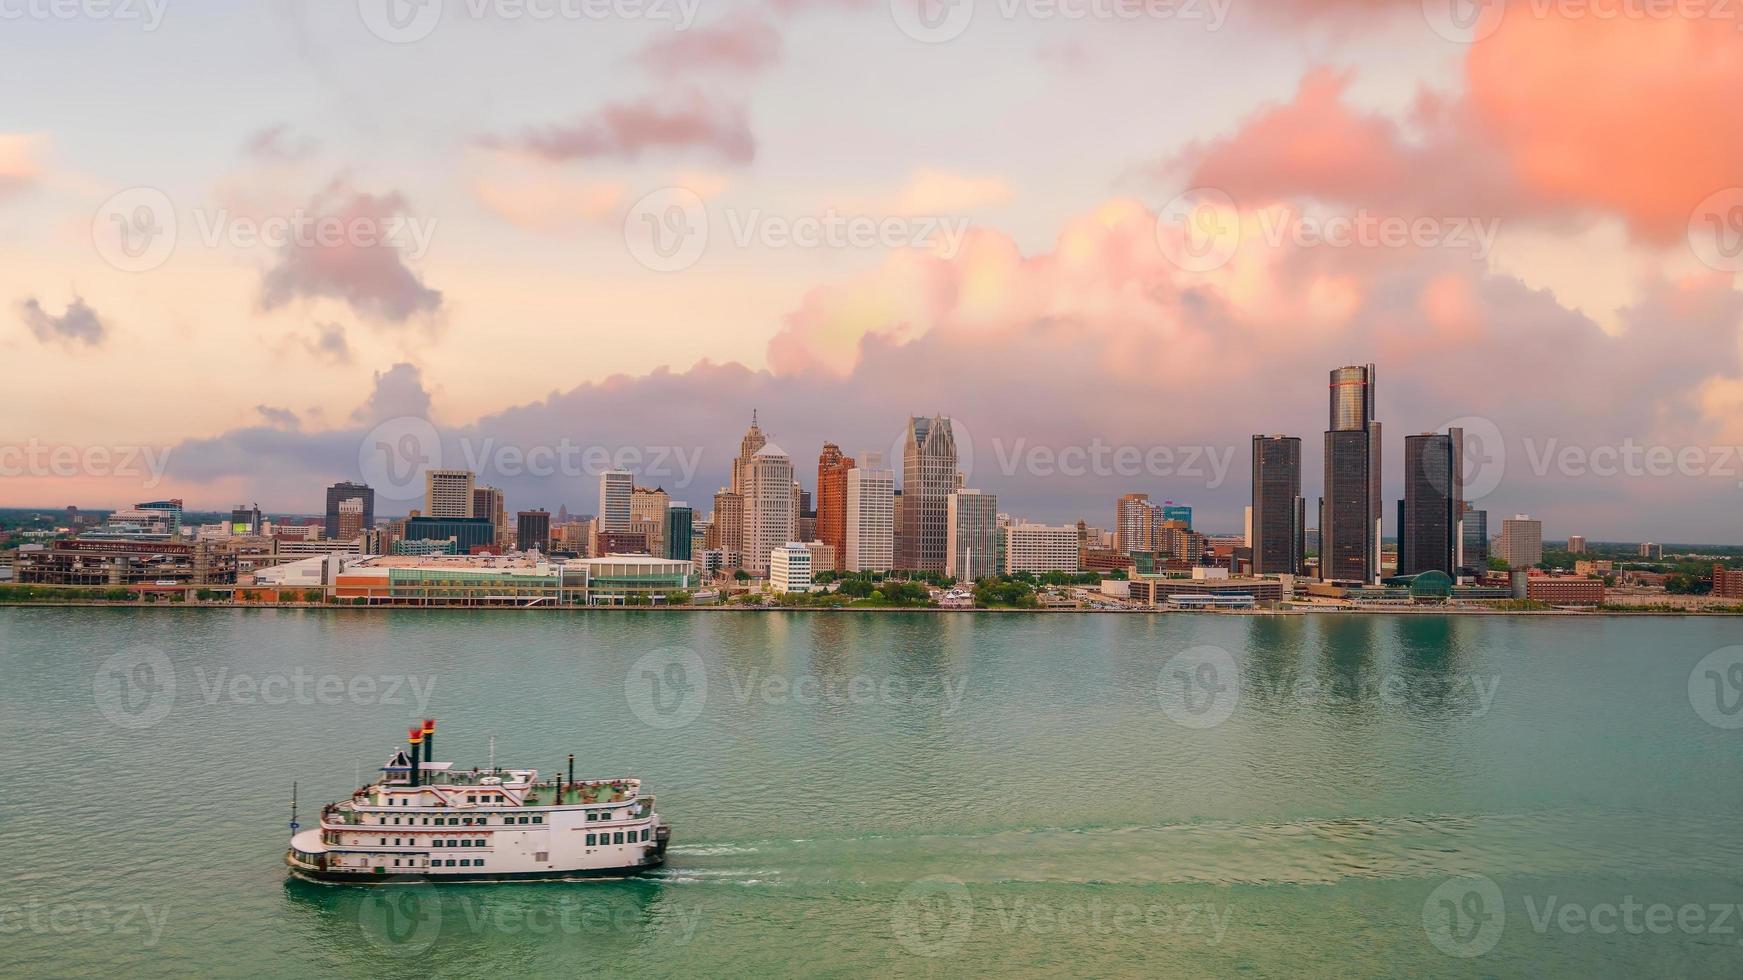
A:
423;718;435;766
567;753;574;797
408;726;423;787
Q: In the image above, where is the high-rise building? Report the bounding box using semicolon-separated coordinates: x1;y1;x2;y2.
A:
230;504;264;535
845;452;895;573
473;486;507;546
1160;503;1192;528
1567;535;1587;554
324;482;374;539
816;443;855;573
741;444;796;576
1497;515;1544;569
665;504;694;562
1003;524;1081;575
1461;504;1489;572
709;490;743;559
946;489;999;582
1639;542;1662;559
1115;493;1154;553
732;411;767;495
631;486;670;557
516;510;551;554
898;415;958;573
598;470;634;532
1321;364;1382;584
425;470;475;519
1251;435;1305;576
336;498;367;541
1399;429;1463;576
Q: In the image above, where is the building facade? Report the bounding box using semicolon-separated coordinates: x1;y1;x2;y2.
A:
1461;504;1489;571
770;542;812;594
815;443;854;573
845;453;895;573
1321;364;1382;584
741;444;796;576
1399;428;1463;576
898;415;958;573
1497;515;1544;569
946;489;999;582
598;471;634;533
1251;435;1305;575
516;510;551;554
425;471;475;519
324;482;374;540
404;516;496;553
1003;523;1081;575
665;505;694;562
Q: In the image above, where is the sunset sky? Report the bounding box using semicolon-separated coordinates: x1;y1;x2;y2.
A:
4;0;1742;540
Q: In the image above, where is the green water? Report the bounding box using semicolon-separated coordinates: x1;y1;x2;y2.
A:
2;608;1741;977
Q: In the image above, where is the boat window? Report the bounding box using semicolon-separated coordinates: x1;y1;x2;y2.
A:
533;816;544;824
586;833;596;846
614;832;624;844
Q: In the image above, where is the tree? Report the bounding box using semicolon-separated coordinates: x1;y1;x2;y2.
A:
734;570;751;582
667;590;693;606
1486;557;1510;572
303;589;323;603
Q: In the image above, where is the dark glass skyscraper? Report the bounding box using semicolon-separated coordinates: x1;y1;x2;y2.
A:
516;510;551;554
325;482;375;539
898;415;958;573
1251;435;1305;575
1320;364;1382;583
1399;429;1463;576
1461;504;1488;572
665;504;694;562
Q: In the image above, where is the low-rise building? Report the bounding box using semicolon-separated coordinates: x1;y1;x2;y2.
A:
1003;523;1080;575
1526;575;1605;605
1712;564;1743;600
770;543;813;594
1126;575;1284;606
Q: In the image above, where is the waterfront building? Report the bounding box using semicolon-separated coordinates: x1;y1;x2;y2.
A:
425;471;475;519
898;415;958;573
329;553;692;606
665;504;694;562
803;540;835;576
1003;523;1081;575
816;443;854;572
1497;515;1543;569
1251;435;1305;575
516;510;551;554
1321;364;1382;584
14;538;234;585
770;542;813;594
742;444;797;576
845;452;895;573
1713;565;1743;599
946;489;999;582
598;471;634;532
404;516;496;554
1399;429;1463;576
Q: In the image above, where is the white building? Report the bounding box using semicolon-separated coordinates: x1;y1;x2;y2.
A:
425;470;476;519
770;542;813;594
946;489;999;581
742;445;796;576
1003;523;1081;575
598;470;634;532
845;452;894;572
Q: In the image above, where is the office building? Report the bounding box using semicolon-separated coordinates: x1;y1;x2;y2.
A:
336;498;367;542
732;411;767;495
946;489;999;582
1251;435;1305;575
770;542;813;594
324;482;374;539
1003;523;1081;575
404;516;496;554
665;504;694;562
598;470;634;532
845;452;895;573
1399;429;1463;576
899;415;959;572
1461;504;1489;572
516;510;551;554
803;540;835;576
425;470;475;519
230;504;264;536
630;486;670;557
816;443;855;572
1568;535;1586;554
708;490;744;559
741;444;796;576
1497;515;1543;569
1713;565;1743;600
1321;364;1382;583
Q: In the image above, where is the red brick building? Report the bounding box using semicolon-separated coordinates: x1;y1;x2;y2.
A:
1714;564;1743;600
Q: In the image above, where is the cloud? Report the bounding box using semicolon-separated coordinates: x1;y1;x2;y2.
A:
350;362;433;424
0;133;45;200
636;15;782;76
259;181;442;323
468;148;624;233
18;296;106;347
243;124;318;162
486;95;756;165
302;322;352;364
255;405;301;429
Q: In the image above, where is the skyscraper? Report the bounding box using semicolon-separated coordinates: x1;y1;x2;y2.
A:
325;482;375;539
1115;493;1154;553
845;452;895;573
1497;515;1543;569
1251;435;1305;575
731;411;766;495
425;470;475;519
336;498;366;541
631;486;670;557
1461;504;1489;572
473;486;507;546
598;470;634;532
816;443;855;573
946;489;999;581
516;510;551;554
742;443;796;576
898;415;958;573
1321;364;1382;584
709;489;743;559
1399;429;1463;576
665;504;694;562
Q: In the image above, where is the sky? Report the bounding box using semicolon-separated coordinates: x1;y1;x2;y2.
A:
3;0;1742;540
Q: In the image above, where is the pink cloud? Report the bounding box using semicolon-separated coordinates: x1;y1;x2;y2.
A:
637;16;782;75
490;95;755;165
258;182;442;323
